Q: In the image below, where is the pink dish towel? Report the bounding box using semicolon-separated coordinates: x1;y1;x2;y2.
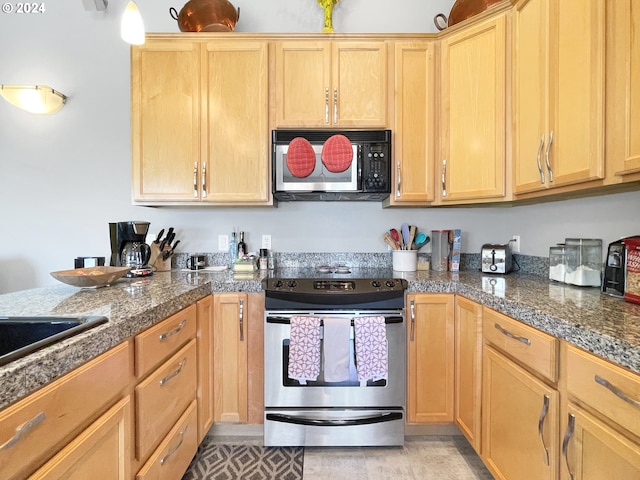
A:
323;317;352;383
354;316;388;383
288;316;321;384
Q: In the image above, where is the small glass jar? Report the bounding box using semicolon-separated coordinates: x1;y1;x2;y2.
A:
564;238;602;287
549;244;567;282
259;248;268;270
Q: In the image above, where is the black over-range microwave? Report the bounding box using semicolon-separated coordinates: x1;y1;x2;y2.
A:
272;129;392;201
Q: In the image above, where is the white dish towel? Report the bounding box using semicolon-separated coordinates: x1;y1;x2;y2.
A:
322;317;352;382
288;316;321;385
354;316;388;383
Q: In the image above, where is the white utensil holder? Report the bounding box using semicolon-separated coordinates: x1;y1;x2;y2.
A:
392;250;417;272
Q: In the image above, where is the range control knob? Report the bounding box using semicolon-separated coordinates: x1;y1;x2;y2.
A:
273;280;283;288
287;280;298;288
385;280;396;288
371;280;381;288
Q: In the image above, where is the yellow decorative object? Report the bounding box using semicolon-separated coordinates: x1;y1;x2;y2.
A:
317;0;340;33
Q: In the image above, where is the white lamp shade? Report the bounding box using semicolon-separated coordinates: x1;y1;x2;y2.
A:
0;85;66;114
121;1;145;45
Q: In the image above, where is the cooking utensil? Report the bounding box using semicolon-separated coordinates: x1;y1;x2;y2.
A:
408;226;417;250
154;229;165;244
414;232;430;250
169;0;240;33
434;0;503;31
401;223;410;249
384;233;399;250
390;229;402;249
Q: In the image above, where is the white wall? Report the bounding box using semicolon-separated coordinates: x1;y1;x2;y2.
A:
1;0;639;293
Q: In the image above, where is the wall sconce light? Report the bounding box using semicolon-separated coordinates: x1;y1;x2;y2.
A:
0;85;67;114
121;0;145;45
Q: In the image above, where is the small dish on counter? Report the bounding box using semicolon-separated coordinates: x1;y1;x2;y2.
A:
50;266;131;288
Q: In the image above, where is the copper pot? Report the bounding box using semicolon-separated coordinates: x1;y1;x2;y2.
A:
434;0;503;31
170;0;240;33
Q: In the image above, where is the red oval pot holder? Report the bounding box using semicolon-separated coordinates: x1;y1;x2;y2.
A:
322;134;353;173
286;137;316;178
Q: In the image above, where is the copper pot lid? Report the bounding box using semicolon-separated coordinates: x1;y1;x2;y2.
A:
321;134;353;173
286;137;316;178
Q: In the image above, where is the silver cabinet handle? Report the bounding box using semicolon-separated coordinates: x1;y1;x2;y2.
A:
193;162;198;198
409;299;415;341
545;130;554;183
160;358;186;386
333;88;338;124
159;320;186;342
325;87;329;124
396;161;401;198
239;299;245;341
538;394;550;466
0;411;45;451
536;135;545;184
595;374;640;409
562;413;575;480
441;159;447;197
201;161;207;198
160;425;188;465
494;322;531;345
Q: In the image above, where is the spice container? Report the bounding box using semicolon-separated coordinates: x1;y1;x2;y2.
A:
563;238;602;287
548;244;568;282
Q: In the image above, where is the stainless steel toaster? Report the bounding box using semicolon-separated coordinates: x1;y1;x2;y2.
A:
481;243;513;274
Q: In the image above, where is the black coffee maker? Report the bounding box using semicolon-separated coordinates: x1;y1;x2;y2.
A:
109;221;153;277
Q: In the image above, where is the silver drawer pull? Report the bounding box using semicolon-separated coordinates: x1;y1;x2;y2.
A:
562;413;575;480
536;135;545;184
545;130;554;182
239;299;245;342
159;320;187;341
537;394;550;466
160;358;187;386
160;425;188;465
595;374;640;410
193;162;198;198
494;323;531;345
0;411;46;451
409;299;415;342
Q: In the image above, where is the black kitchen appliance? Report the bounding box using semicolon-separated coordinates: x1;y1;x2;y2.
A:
109;221;153;277
272;129;392;201
602;236;640;297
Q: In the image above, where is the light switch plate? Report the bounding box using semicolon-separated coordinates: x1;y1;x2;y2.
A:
218;235;229;252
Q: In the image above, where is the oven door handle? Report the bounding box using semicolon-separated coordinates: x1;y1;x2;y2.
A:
265;412;403;427
266;316;403;325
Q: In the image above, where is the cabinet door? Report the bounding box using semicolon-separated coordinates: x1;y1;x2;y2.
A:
482;346;559;480
131;41;201;202
561;405;640;480
406;294;455;424
388;41;435;205
196;295;214;442
203;41;270;203
439;14;507;203
275;41;331;127
213;293;248;423
454;297;482;451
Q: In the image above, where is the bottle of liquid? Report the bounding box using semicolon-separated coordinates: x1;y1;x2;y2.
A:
237;231;247;259
259;248;268;270
228;231;237;268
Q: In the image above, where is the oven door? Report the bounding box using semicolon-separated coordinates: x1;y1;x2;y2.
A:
273;143;360;192
264;311;406;409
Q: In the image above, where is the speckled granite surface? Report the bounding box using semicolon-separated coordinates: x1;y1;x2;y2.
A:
1;266;639;410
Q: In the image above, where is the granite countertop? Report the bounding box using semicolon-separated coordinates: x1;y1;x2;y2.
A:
1;267;639;410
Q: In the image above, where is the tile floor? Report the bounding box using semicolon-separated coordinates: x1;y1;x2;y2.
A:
207;435;494;480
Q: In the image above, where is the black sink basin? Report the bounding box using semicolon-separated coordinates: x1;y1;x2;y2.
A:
0;316;108;367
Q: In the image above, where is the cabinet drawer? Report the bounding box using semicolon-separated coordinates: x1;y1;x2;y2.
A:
135;304;197;378
0;342;131;480
483;308;557;382
136;400;198;480
136;339;197;459
566;343;640;439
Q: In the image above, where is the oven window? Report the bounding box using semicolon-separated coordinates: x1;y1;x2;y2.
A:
282;339;386;387
282;151;354;184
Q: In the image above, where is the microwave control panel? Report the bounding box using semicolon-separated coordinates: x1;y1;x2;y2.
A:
362;143;390;192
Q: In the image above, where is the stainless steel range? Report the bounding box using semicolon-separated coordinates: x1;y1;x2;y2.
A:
263;275;407;447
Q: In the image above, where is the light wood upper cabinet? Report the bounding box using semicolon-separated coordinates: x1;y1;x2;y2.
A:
275;40;388;127
131;38;271;205
406;293;455;424
512;0;605;195
438;13;507;204
386;41;436;206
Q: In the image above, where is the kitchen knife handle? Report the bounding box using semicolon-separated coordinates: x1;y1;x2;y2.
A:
159;358;187;386
409;299;415;341
333;88;338;124
239;299;245;341
562;413;575;480
536;135;545;184
160;425;188;465
325;87;329;124
0;411;46;451
201;161;207;198
538;394;550;466
193;162;198;198
545;130;554;183
595;374;640;409
494;322;531;345
441;159;447;197
396;161;401;198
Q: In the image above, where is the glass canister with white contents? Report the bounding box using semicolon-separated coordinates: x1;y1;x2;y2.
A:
549;244;567;282
563;238;602;287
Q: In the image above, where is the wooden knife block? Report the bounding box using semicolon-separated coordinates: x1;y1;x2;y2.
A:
150;243;172;272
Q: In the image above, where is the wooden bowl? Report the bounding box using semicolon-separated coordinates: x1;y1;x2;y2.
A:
50;266;130;288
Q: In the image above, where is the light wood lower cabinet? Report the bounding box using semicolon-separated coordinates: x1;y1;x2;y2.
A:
454;297;482;451
196;295;214;443
406;293;455;424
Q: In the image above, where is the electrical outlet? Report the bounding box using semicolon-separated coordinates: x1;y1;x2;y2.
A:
511;235;521;254
262;234;272;250
218;234;229;252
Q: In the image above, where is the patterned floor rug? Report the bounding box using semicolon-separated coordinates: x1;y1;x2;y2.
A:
182;443;304;480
